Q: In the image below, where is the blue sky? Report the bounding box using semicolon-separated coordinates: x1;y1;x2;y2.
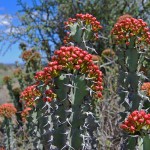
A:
0;0;31;64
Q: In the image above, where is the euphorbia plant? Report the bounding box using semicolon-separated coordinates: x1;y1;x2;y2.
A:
111;15;150;149
64;13;102;53
20;46;103;149
0;103;17;150
20;14;103;149
3;76;23;127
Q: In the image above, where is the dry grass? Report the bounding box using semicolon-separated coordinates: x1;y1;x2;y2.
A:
0;85;10;104
96;63;123;150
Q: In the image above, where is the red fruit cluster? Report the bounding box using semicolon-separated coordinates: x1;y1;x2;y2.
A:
76;14;102;32
43;89;57;102
35;46;103;100
35;62;62;84
120;110;150;134
0;103;17;118
21;50;41;62
21;107;32;122
141;82;150;97
111;16;150;45
64;13;102;43
52;46;93;72
20;85;41;107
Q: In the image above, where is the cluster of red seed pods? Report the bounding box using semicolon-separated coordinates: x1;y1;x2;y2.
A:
34;46;103;100
120;110;150;134
20;85;41;107
0;103;17;118
141;82;150;97
21;107;32;122
21;50;41;62
111;16;150;45
64;13;102;43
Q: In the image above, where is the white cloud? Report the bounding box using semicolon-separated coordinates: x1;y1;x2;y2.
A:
0;14;22;35
5;26;26;34
0;14;12;26
31;11;49;21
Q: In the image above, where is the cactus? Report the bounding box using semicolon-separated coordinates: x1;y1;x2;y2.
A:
35;96;51;150
111;15;150;149
64;13;102;53
20;85;43;149
20;44;103;149
0;103;17;150
2;44;43;129
3;118;16;150
3;45;42;128
53;74;90;149
20;15;102;149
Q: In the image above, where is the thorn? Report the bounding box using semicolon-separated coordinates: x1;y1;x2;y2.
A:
61;131;69;135
84;111;94;118
43;121;51;127
64;84;78;88
66;118;72;126
61;145;67;150
45;102;53;108
63;73;73;76
55;104;59;110
47;139;53;143
65;108;72;113
42;103;48;109
42;130;52;136
55;115;60;120
61;144;75;150
83;123;89;129
85;77;94;80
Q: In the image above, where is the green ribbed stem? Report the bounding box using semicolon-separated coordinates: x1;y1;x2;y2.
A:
3;118;15;150
53;74;69;149
67;75;88;149
36;95;51;149
52;74;90;149
116;38;145;149
137;135;150;150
